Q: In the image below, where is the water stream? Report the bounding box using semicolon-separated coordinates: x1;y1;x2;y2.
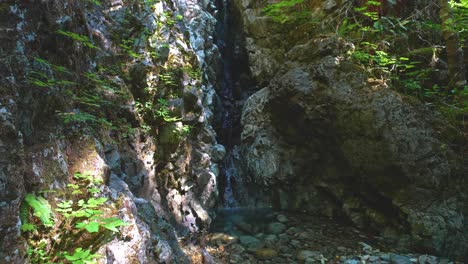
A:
214;0;249;208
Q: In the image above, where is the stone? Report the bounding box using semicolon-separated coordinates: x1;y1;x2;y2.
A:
389;254;412;264
278;233;289;242
264;234;277;243
105;147;122;173
323;0;337;10
418;255;438;264
239;236;263;249
381;254;390;261
254;248;278;260
234;0;467;258
296;250;320;261
267;222;286;234
337;246;347;252
206;233;239;246
276;214;288;223
211;144;226;162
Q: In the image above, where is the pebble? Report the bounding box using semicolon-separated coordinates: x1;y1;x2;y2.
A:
389;253;412;264
264;234;277;244
198;212;453;264
418;255;438;264
239;236;263;249
254;248;278;260
278;233;289;242
337;246;347;252
267;222;286;234
276;214;288;223
286;227;300;234
206;233;238;246
296;250;320;261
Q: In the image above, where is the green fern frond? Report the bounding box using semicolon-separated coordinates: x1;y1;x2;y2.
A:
24;194;54;227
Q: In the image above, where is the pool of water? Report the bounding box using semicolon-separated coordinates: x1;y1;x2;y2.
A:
210;207;275;235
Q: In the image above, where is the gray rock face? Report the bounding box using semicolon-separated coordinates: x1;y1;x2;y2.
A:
1;0;221;262
233;0;467;259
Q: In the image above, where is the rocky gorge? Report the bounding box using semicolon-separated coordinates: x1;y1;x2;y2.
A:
0;0;466;263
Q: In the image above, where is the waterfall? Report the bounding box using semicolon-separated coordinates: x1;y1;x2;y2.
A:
214;0;249;208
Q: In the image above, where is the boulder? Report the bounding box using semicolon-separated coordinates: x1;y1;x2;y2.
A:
234;0;467;258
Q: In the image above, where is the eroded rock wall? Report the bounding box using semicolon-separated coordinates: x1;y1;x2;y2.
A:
0;0;222;262
234;0;467;259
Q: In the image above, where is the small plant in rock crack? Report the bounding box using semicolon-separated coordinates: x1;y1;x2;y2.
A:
57;30;100;50
21;171;127;264
156;98;182;123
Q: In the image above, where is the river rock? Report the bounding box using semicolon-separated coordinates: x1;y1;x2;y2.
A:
206;233;239;246
239;236;263;249
389;254;412;264
264;234;278;245
296;250;321;261
418;255;438;264
267;222;286;234
276;214;288;223
254;248;278;260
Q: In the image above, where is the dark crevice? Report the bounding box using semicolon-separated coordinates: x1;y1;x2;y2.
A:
213;0;256;207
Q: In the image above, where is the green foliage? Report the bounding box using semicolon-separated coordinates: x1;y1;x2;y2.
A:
155;98;182;122
182;65;202;81
58;111;98;124
263;0;310;24
23;194;54;228
173;124;192;138
449;0;468;41
27;58;76;88
63;248;100;264
57;30;100;50
119;38;143;59
354;0;381;21
87;0;101;6
27;241;51;264
34;57;71;74
335;0;467;128
22;171;127;263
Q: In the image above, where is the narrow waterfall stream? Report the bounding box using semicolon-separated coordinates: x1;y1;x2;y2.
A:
214;0;249;208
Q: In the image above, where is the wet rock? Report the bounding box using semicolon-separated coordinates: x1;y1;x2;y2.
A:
337;246;347;252
276;214;288;223
235;221;255;234
254;248;278;260
389;254;412;264
264;234;278;243
206;233;239;246
418;255;438;264
239;235;263;249
278;233;290;242
296;250;321;261
211;144;226;162
267;222;286;234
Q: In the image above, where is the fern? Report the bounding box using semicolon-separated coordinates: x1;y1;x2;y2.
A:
57;30;100;50
24;193;54;227
20;202;37;232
